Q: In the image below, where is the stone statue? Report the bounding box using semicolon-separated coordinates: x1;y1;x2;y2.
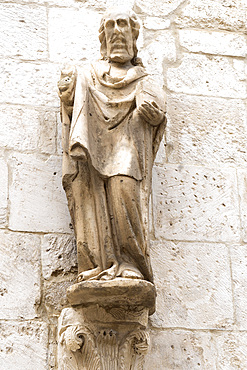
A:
57;8;166;369
58;8;166;284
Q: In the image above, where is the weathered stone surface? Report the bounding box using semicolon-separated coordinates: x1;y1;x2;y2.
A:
141;30;176;76
230;245;247;330
0;159;8;227
213;331;247;369
56;111;63;156
48;323;58;370
58;306;149;370
154;136;166;165
0;0;76;5
0;60;59;107
67;279;155;315
0;231;41;319
0;105;57;154
153;164;240;242
150;241;234;329
166;94;247;166
145;329;215;369
135;0;185;17
8;153;71;233
44;278;75;316
39;110;59;155
0;4;47;60
167;54;246;98
16;0;135;8
144;17;170;30
0;320;48;369
48;8;101;63
41;234;77;280
175;0;247;32
145;330;247;369
237;170;247;243
179;29;247;57
1;3;246;369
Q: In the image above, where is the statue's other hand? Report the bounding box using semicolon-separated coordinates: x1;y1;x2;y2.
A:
58;65;77;105
137;100;166;126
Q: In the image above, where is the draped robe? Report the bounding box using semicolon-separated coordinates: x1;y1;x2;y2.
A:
61;60;166;282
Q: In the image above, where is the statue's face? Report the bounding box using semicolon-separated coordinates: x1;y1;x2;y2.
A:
104;12;134;63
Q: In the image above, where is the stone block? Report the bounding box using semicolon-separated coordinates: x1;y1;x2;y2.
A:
213;331;247;369
141;30;176;76
175;0;247;32
166;94;247;167
0;60;59;107
135;0;185;17
150;241;234;329
0;0;75;4
230;245;247;330
48;8;102;64
0;230;41;319
41;234;77;280
143;17;170;30
153;164;240;242
145;330;247;369
0;105;57;154
44;278;75;316
0;320;48;369
8;153;71;233
179;29;246;57
18;0;135;8
0;4;47;60
38;109;58;155
145;329;215;369
236;169;247;242
167;54;246;98
0;159;8;227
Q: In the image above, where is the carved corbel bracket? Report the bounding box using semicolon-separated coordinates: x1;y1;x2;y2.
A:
57;279;155;369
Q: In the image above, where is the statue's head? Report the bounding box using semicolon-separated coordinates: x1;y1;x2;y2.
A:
99;8;141;65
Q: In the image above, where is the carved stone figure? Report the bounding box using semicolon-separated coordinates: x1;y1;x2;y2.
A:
58;8;166;284
57;8;166;369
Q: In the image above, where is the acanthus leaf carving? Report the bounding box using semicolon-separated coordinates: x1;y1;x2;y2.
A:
58;308;150;370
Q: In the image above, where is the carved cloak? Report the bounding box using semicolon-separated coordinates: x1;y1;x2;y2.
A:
61;60;166;281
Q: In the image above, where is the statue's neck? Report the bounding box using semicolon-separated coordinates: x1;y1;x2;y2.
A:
107;61;133;79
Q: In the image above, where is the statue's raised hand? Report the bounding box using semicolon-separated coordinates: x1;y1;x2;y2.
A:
58;65;77;106
137;100;166;126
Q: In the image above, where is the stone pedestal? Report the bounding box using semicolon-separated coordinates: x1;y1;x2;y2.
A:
57;279;156;370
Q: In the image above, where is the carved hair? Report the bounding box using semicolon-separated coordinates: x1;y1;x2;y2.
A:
98;9;143;66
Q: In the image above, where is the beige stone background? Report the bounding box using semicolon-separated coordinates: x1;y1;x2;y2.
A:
0;0;247;368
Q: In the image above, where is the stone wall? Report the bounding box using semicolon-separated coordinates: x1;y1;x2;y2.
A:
0;0;246;368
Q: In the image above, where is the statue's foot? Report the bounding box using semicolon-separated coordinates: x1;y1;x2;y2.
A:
96;263;118;281
117;263;144;280
77;266;101;282
120;269;143;279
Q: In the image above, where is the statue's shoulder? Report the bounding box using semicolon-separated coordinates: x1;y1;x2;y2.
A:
75;64;92;80
90;59;109;77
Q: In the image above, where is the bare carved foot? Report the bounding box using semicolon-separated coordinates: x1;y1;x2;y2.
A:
77;266;102;282
96;263;118;281
120;269;143;279
117;263;143;280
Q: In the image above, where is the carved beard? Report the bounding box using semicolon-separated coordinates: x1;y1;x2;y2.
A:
108;42;133;62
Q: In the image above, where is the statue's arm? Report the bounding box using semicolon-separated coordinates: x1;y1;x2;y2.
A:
137;100;166;127
135;78;166;127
